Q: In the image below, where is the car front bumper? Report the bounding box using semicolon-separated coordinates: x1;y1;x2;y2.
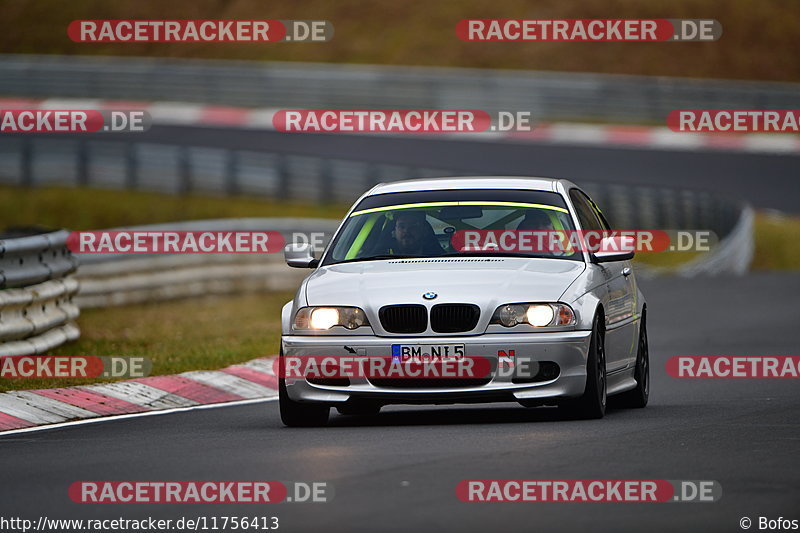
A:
281;330;592;405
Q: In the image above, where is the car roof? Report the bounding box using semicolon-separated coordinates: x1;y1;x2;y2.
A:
367;176;562;195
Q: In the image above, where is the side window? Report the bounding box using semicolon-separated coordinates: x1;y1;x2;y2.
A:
569;189;603;231
585;193;612;231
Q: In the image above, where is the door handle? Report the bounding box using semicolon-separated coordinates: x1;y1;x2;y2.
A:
622;267;632;277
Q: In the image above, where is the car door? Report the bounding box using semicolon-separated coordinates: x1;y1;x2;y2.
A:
569;189;636;372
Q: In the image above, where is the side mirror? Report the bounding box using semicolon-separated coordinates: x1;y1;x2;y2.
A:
591;236;635;263
284;242;319;268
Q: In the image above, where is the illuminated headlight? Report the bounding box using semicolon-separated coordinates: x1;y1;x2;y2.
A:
526;305;555;327
491;303;575;328
293;307;370;330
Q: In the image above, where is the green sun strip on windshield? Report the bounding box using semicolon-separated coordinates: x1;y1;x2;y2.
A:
345;213;381;259
349;201;569;217
545;210;575;254
546;210;564;231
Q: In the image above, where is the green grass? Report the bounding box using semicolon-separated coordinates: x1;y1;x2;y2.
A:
632;250;702;269
752;212;800;271
634;213;800;272
0;0;798;82
0;291;293;392
0;184;346;230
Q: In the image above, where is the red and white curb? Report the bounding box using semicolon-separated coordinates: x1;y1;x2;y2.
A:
2;97;799;155
0;356;278;435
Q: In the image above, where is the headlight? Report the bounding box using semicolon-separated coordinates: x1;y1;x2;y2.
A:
490;303;575;328
310;308;339;329
293;307;370;330
526;305;555;326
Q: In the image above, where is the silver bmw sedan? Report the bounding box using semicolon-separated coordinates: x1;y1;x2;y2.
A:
279;177;649;426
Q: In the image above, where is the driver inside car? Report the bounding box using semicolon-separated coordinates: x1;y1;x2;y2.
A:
516;209;570;256
374;210;446;256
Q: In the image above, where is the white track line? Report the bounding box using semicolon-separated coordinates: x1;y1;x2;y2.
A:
0;396;278;438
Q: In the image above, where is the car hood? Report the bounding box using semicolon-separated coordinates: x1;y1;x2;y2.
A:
304;258;585;311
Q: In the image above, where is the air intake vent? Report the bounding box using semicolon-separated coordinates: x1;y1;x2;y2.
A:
379;304;427;334
367;377;492;388
430;304;480;333
388;259;505;264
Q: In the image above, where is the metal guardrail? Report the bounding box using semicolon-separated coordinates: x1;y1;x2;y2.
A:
0;230;80;356
0;229;78;288
676;206;754;277
0;279;80;357
0;136;440;205
74;218;340;308
2;54;800;122
0;136;744;235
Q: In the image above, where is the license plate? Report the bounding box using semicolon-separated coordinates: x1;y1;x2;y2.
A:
391;344;465;362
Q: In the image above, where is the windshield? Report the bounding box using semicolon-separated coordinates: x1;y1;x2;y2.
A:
323;189;581;265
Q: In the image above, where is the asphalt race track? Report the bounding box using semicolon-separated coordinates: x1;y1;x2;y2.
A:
1;273;798;533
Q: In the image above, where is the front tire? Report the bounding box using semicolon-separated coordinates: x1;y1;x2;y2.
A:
278;353;329;427
614;312;649;408
560;313;607;419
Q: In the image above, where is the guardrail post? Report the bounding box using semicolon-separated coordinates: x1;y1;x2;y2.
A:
699;193;713;232
225;149;239;196
76;140;89;186
125;143;138;190
20;137;33;187
276;153;289;200
364;163;379;190
319;158;333;204
630;187;644;229
659;189;678;230
178;146;192;194
680;190;694;229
